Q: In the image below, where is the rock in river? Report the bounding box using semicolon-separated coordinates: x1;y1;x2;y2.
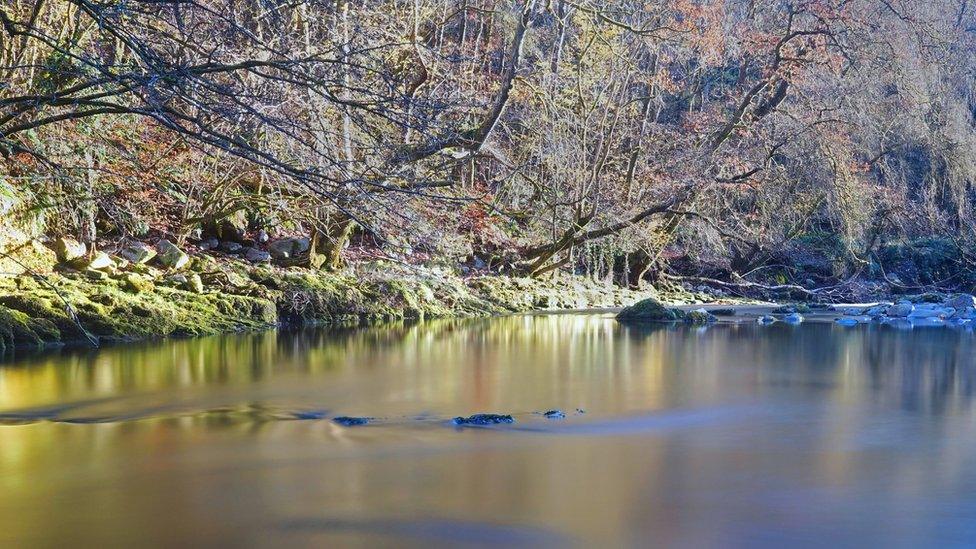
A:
333;416;371;426
946;294;976;310
452;414;515;426
783;312;804;324
886;302;914;318
685;308;718;324
616;298;686;322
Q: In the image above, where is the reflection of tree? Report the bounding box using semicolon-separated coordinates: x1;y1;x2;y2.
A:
1;318;975;417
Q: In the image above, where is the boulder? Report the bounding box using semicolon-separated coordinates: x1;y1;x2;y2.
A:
783;312;804;324
256;230;270;243
685;308;718;324
155;239;190;270
268;237;310;260
121;273;154;294
219;241;243;254
84;269;109;281
886;302;914;317
214;211;247;242
118;241;156;264
165;274;188;287
907;306;949;319
185;273;204;294
244;248;271;263
946;294;976;310
951;307;976;320
53;237;86;262
199;237;220;251
616;298;686;322
865;304;890;317
71;251;114;271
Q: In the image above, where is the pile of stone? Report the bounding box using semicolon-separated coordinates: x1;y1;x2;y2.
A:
830;294;976;327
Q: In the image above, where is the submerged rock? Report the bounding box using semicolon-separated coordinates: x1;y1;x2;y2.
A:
452;413;515;426
332;416;371;426
617;298;686;322
293;410;327;420
835;317;859;326
542;410;566;419
757;315;776;325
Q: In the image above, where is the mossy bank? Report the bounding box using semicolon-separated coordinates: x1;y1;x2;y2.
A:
0;254;658;355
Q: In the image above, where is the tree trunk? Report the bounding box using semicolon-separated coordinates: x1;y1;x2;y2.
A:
310;216;355;271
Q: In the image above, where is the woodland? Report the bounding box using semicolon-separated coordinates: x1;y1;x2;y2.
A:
2;0;976;295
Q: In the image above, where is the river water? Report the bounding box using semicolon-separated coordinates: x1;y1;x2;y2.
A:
2;312;975;547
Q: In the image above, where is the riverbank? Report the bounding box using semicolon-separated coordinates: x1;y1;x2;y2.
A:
0;244;687;354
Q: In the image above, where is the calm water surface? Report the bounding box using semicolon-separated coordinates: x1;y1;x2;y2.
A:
2;313;976;547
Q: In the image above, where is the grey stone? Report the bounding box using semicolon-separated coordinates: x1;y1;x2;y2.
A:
886;302;914;317
118;241;156;264
783;312;804;324
268;237;311;259
946;294;976;310
199;237;219;250
155;239;190;269
54;237;87;262
245;247;271;263
185;273;204;294
219;241;243;254
256;230;270;243
71;251;114;271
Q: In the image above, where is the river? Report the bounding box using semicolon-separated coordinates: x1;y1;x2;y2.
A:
2;312;975;547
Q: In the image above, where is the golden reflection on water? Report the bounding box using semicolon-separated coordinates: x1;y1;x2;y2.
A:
2;314;976;547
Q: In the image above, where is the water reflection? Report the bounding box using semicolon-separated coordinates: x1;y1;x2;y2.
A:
1;314;975;546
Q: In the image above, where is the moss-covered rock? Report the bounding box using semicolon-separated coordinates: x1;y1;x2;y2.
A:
617;298;686;322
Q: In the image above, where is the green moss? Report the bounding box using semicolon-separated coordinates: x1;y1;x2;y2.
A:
0;254;659;350
617;298;686;322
